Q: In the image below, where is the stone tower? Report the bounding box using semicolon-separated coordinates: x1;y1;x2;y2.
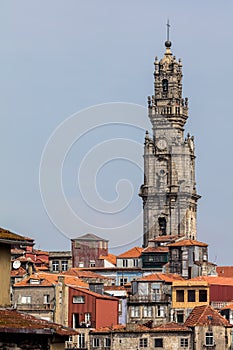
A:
139;37;201;247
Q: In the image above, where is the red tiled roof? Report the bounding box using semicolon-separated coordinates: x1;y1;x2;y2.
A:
70;287;119;301
142;246;169;253
191;276;233;286
0;228;32;243
63;268;111;280
149;235;181;242
0;309;77;336
152;322;191;332
11;266;27;277
91;324;126;333
185;305;231;327
99;253;117;266
217;266;233;277
168;239;208;247
14;272;88;288
138;273;184;282
221;302;233;311
118;247;143;258
104;285;127;291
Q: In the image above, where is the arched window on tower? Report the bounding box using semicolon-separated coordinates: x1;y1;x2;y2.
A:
162;79;168;93
158;217;167;235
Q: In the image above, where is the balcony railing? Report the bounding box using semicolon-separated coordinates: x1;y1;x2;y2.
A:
128;294;170;303
16;303;54;311
65;341;88;349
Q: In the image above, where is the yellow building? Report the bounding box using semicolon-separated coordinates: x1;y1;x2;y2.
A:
171;280;209;323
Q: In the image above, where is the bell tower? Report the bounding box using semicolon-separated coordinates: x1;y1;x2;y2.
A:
139;25;201;247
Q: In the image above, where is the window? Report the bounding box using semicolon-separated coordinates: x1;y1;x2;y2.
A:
176;290;184;302
134;259;139;267
73;296;85;304
158;217;166;235
143;305;152;317
131;306;139;317
21;296;31;304
29;278;40;285
72;313;79;328
177;310;184;323
104;338;111;348
61;260;68;271
43;294;50;304
90;260;95;267
122;259;128;267
59;291;62;304
188;290;195;302
139;338;148;347
157;305;165;317
93;338;100;347
85;312;91;326
154;338;163;347
78;334;85;348
79;262;84;267
205;332;214;346
119;277;128;286
52;260;59;272
162;79;168;92
180;338;189;347
199;289;207;302
118;300;122;314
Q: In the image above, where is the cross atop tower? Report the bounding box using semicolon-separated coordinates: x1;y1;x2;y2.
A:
166;19;170;41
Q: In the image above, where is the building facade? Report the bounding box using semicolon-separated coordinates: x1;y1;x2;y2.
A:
139;39;201;247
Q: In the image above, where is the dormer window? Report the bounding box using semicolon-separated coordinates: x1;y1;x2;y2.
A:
29;278;40;285
162;79;168;92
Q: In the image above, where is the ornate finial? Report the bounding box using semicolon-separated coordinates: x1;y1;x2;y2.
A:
165;19;172;48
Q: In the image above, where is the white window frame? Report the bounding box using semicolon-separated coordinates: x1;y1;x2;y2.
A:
93;338;100;347
119;277;128;286
180;338;189;347
52;260;59;271
143;305;152;317
73;296;85;304
131;306;139;317
61;260;68;271
139;338;148;348
43;294;50;304
157;305;165;317
21;296;31;304
78;333;85;348
104;338;111;348
205;332;214;346
122;259;128;267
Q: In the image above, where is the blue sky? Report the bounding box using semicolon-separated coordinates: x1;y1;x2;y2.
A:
0;1;233;265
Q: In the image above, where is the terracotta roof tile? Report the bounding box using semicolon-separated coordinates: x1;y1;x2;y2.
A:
138;273;184;282
104;285;127;291
0;228;31;243
221;302;233;311
168;239;208;247
11;266;27;277
149;235;181;242
217;266;233;277
63;268;110;280
190;276;233;286
14;272;88;288
71;287;119;301
152;322;191;332
0;309;77;336
185;305;231;327
118;247;143;258
142;246;169;253
99;254;117;265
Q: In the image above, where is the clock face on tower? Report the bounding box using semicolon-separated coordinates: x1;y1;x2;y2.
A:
157;138;167;150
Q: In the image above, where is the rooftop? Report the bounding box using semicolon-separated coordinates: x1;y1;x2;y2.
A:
0;309;77;336
99;253;117;266
142;246;169;253
217;266;233;278
185;305;231;327
0;227;33;245
63;268;111;280
118;247;143;258
137;273;184;283
72;233;108;242
168;239;208;247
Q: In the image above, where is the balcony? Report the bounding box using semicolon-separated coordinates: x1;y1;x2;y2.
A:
65;341;88;349
128;294;170;303
16;303;54;311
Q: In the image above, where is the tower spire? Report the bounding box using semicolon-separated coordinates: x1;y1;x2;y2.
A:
165;19;172;48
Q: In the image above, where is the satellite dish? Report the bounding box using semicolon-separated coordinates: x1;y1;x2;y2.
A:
13;260;21;269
